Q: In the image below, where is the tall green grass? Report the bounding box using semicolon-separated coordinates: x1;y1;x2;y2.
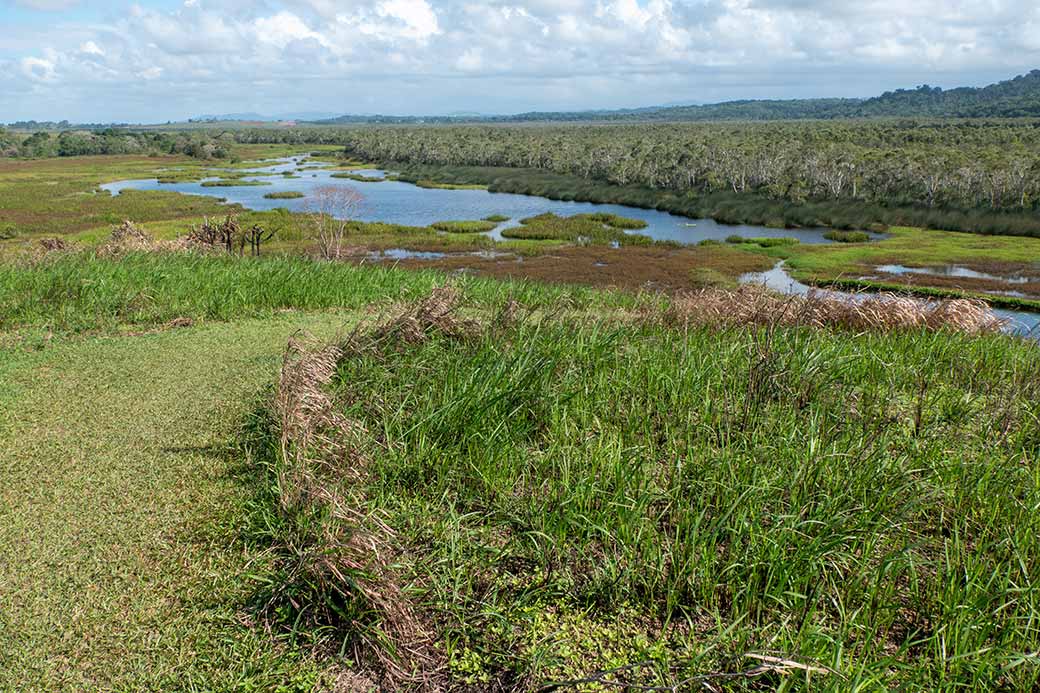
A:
254;297;1040;689
0;252;635;332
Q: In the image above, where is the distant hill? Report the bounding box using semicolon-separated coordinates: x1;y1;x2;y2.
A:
314;70;1040;124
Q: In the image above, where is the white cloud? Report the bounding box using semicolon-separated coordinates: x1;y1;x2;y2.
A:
254;11;329;48
3;0;1040;121
20;56;56;82
456;47;483;71
11;0;79;9
79;41;105;56
346;0;441;42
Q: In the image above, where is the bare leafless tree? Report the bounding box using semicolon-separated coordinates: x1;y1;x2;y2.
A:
307;185;363;260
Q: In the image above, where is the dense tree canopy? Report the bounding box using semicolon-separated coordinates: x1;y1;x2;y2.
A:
338;121;1040;213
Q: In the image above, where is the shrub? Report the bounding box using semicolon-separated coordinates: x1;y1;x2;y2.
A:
330;172;384;182
725;235;798;247
752;236;800;247
431;220;497;233
263;191;305;199
584;212;649;230
824;230;872;243
200;179;271;187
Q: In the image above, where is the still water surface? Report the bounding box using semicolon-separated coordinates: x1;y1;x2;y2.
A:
102;156;837;246
103;157;1038;340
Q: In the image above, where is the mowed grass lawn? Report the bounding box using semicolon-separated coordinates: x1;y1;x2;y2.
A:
0;312;355;690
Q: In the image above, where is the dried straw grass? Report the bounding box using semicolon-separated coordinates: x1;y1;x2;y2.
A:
37;237;71;252
370;285;479;346
272;330;446;689
662;286;1005;335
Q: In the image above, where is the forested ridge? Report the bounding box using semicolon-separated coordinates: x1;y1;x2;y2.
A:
315;70;1040;123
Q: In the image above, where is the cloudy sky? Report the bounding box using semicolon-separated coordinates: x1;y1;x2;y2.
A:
2;0;1039;122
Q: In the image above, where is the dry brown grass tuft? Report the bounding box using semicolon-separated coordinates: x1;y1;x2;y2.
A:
100;220;161;255
271;330;446;689
371;285;479;345
37;237;71;252
662;286;1005;335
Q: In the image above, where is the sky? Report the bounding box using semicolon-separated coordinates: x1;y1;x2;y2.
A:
2;0;1039;123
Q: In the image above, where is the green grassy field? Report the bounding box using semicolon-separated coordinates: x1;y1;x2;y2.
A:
0;310;351;690
253;285;1040;690
2;147;1040;690
781;226;1040;276
1;248;1039;690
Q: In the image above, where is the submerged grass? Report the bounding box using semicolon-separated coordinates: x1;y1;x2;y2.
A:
254;287;1040;690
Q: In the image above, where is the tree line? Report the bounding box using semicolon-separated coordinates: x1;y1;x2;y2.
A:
0;129;236;159
338;121;1040;214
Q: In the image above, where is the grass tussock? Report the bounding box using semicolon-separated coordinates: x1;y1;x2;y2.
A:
199;179;272;187
663;285;1004;335
430;220;497;234
0;249;627;333
250;285;1040;690
263;191;305;199
726;234;800;247
330;172;385;182
502;212;654;246
823;230;872;243
259;288;493;687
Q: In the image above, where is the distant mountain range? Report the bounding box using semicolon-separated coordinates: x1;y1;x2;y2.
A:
9;70;1040;130
313;70;1040;124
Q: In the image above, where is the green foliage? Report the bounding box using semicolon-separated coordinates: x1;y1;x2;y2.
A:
482;214;510;222
263;301;1040;688
726;235;799;247
582;212;649;229
502;212;653;245
0;252;630;333
199;179;271;187
430;220;497;233
341;120;1040;235
262;191;305;199
824;230;871;243
329;171;383;182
